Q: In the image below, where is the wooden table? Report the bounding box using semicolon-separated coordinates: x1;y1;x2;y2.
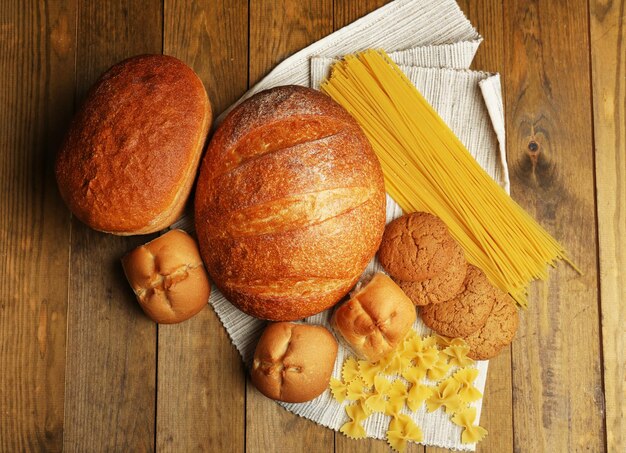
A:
0;1;623;451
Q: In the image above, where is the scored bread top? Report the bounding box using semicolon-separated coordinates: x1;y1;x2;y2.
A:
195;85;386;320
55;54;211;235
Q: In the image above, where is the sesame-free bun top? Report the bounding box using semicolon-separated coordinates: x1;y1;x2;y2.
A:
121;229;210;324
250;322;338;403
55;54;212;235
194;85;386;321
331;273;416;362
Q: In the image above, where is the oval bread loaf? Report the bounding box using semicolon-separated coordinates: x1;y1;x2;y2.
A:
194;85;386;321
55;54;212;235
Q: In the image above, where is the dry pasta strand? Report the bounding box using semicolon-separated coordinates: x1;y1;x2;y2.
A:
321;49;575;307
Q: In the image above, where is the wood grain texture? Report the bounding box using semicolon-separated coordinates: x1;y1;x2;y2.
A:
504;0;605;452
62;1;162;451
333;0;388;29
249;0;333;86
157;1;248;451
589;0;626;451
0;1;75;451
457;0;503;73
245;1;334;451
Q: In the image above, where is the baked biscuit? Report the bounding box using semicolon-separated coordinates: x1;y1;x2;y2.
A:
464;293;519;360
419;265;497;337
398;241;467;305
378;212;458;281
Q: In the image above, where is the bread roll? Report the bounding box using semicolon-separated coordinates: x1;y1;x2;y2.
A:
122;229;210;323
55;55;212;235
331;273;416;362
194;85;386;321
251;322;338;403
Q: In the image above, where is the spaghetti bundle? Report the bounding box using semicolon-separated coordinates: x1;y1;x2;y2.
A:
321;50;572;307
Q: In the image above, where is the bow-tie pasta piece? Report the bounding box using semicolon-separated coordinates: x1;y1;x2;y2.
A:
386;414;423;453
452;406;488;444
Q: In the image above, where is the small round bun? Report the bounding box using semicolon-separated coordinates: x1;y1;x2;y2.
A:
331;273;416;362
419;265;497;337
56;55;212;235
251;322;338;403
398;241;467;305
464;293;519;360
121;229;210;324
378;212;459;282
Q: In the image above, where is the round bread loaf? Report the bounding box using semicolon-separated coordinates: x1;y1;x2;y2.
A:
251;322;338;403
194;85;386;321
55;55;212;235
121;229;210;324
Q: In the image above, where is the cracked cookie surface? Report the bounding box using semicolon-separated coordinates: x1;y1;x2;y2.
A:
398;240;467;306
464;292;519;360
419;265;497;337
378;212;458;281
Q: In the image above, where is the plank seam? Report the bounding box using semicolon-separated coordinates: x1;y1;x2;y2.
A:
585;0;610;451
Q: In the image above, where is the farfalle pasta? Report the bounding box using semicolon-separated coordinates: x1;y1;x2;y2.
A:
452;406;488;444
454;367;482;403
386;414;423;452
330;329;487;450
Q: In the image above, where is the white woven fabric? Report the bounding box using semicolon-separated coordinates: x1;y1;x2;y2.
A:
172;0;509;450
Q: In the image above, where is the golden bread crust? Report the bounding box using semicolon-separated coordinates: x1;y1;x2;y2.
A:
332;273;416;361
55;54;211;234
251;322;338;403
195;85;386;321
121;229;211;323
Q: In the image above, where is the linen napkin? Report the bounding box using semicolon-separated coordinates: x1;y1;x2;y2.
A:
172;0;508;450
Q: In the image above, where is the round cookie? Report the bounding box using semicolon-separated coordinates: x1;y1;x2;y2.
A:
419;265;497;337
398;241;467;306
378;212;458;281
464;293;519;360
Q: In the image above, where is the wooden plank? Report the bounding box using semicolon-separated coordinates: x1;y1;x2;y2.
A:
249;0;334;86
0;1;76;451
333;0;388;29
246;1;335;451
156;1;248;451
589;0;626;451
457;0;504;73
62;1;162;451
503;1;605;451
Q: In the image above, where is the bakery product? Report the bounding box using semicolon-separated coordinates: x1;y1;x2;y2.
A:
55;55;212;235
464;293;519;360
419;265;497;337
331;273;416;362
121;229;210;323
194;85;386;321
398;241;467;306
250;322;338;403
378;212;459;281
